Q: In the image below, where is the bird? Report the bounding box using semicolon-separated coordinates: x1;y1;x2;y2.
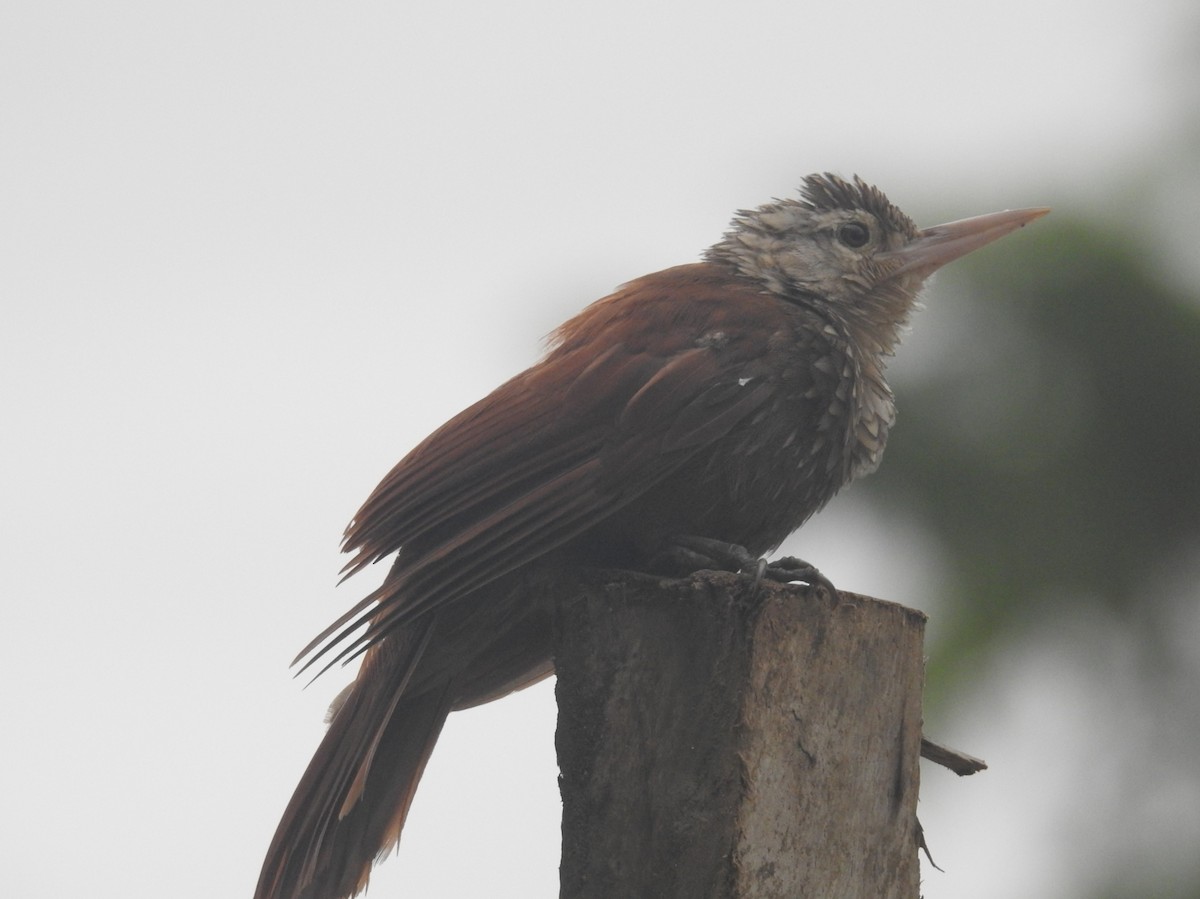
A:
255;173;1047;899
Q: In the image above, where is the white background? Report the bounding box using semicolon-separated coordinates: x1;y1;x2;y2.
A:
2;1;1194;897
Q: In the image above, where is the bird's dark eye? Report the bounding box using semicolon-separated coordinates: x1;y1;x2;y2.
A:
837;222;871;248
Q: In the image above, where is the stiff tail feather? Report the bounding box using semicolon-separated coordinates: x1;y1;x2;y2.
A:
255;637;453;899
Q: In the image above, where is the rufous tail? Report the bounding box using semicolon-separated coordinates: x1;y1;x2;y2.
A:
255;640;452;899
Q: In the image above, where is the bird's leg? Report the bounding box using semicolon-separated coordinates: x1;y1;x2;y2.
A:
653;536;837;601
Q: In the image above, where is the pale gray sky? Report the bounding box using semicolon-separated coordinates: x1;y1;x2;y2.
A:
1;1;1193;897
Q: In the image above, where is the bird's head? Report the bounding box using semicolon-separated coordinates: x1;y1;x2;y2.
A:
706;173;1048;353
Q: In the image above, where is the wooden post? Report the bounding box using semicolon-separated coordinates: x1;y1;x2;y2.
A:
555;570;926;899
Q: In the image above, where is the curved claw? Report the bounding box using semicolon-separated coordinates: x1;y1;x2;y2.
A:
760;556;838;602
751;557;768;590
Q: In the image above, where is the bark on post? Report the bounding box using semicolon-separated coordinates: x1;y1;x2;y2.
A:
555;570;926;899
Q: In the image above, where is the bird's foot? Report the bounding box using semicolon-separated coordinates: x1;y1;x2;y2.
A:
761;555;838;602
654;537;837;602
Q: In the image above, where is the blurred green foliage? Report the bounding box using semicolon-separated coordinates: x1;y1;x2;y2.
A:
868;215;1200;695
854;205;1200;898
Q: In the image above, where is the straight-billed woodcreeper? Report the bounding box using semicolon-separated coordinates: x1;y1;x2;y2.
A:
255;174;1047;899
